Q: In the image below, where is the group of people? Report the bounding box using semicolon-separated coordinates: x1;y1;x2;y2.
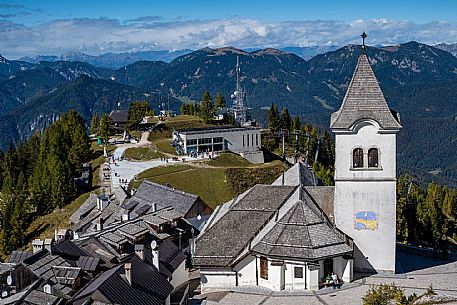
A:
324;273;341;289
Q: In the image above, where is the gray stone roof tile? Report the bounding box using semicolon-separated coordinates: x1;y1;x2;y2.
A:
122;180;199;219
193;185;296;267
330;54;401;130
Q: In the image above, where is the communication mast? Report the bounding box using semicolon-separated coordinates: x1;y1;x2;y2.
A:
230;56;248;125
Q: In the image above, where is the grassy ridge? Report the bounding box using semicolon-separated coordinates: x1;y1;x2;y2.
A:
123;146;165;161
134;165;233;208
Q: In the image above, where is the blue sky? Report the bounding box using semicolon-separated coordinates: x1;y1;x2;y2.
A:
1;0;457;58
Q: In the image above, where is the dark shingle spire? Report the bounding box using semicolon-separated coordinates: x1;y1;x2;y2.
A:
330;48;402;130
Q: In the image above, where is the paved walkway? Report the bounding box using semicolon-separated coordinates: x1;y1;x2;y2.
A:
194;252;457;305
109;131;199;190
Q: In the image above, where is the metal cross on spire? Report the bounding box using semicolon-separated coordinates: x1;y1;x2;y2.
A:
361;32;367;54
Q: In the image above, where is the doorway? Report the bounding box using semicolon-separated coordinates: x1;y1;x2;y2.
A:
324;259;333;277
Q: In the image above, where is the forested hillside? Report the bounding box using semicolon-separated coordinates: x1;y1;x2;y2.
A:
0;41;457;186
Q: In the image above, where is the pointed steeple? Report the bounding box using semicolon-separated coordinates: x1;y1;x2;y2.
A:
330;41;401;130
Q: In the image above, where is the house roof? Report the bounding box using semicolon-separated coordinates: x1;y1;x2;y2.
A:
122;180;199;218
76;256;100;272
330;53;401;130
19;289;60;305
250;197;352;261
52;266;81;285
304;186;335;224
71;255;173;305
109;109;129;123
22;250;73;296
69;194;97;224
157;239;187;274
176;125;259;135
193;185;296;267
53;240;88;258
8;250;32;264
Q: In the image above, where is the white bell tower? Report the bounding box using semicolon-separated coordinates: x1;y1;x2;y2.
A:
330;33;401;273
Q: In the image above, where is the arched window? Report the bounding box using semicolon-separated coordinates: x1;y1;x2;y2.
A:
368;148;379;168
353;148;363;168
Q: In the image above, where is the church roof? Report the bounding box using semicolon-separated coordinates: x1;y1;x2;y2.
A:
250;193;352;261
330;54;401;130
271;162;324;187
193;185;297;267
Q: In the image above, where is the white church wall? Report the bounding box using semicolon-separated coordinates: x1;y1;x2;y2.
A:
200;269;237;292
334;180;396;272
233;255;257;286
334;122;397;181
333;257;353;283
307;265;320;290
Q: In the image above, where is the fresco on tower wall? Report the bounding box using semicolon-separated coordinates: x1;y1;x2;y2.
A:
354;211;377;230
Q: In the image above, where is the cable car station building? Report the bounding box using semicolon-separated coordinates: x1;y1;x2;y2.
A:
172;126;264;163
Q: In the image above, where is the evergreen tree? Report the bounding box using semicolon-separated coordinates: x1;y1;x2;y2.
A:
9;172;28;248
90;113;100;135
200;91;215;123
99;114;111;143
268;103;280;132
280;108;291;131
443;187;457;219
128;101;150;130
291;116;301;132
319;131;335;169
68;124;91;173
215;92;226;109
0;175;14;254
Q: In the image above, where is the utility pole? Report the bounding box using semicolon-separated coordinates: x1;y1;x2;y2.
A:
274;129;289;161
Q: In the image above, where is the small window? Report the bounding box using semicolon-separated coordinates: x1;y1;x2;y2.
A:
353;148;363;168
260;257;268;280
256;134;259;146
294;266;303;278
247;134;250;146
368;148;379;168
243;135;245;147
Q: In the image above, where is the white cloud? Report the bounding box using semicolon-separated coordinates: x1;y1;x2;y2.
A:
1;17;457;58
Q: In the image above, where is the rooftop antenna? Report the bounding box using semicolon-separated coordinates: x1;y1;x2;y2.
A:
230;55;247;125
361;32;367;54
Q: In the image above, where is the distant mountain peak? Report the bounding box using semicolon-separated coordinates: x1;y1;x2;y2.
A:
212;46;251;56
253;48;290;56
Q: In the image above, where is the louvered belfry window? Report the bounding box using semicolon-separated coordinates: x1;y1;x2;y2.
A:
368;148;379;168
260;257;268;280
353;148;364;168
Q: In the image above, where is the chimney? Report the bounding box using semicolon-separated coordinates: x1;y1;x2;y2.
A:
135;244;145;261
32;239;44;254
122;211;130;222
152;202;157;212
124;263;132;285
96;217;104;231
151;241;159;270
44;239;53;254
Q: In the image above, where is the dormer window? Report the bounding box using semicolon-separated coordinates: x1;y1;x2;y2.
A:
368;148;379;168
353;148;363;168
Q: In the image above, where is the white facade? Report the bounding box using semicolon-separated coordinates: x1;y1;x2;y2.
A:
200;255;353;292
173;127;264;163
333;121;398;273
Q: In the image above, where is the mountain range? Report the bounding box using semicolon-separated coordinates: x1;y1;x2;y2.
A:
1;41;457;187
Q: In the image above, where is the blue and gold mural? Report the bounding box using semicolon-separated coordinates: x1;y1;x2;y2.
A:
354;211;377;230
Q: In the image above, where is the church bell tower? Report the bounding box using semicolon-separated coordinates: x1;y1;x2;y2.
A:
330;33;402;273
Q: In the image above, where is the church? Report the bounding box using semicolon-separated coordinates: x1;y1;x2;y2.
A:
193;35;402;291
